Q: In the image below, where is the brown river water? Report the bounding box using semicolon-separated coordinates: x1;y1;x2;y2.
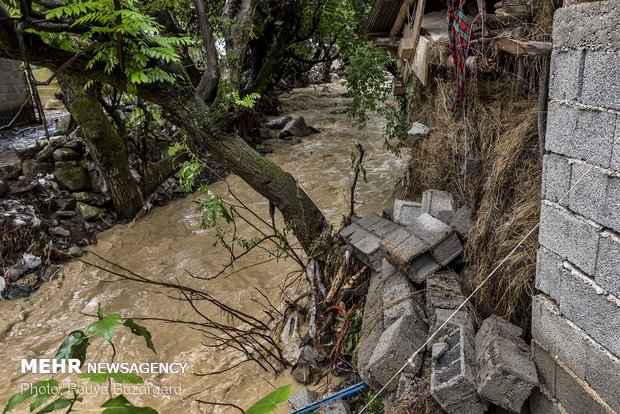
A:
0;83;407;413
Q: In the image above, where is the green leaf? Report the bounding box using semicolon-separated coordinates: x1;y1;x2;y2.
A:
35;397;72;414
100;395;158;414
123;319;156;354
87;313;124;341
79;372;143;384
245;385;291;414
55;330;89;366
3;380;58;413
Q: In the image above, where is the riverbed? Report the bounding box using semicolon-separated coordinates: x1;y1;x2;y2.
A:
0;83;407;413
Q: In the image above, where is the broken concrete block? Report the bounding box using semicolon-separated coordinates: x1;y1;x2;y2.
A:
430;323;487;414
357;271;386;374
382;269;426;328
289;389;318;410
432;342;448;359
407;214;463;266
475;316;539;413
422;190;454;223
451;206;474;239
361;314;427;393
317;399;351;414
393;199;422;226
426;271;466;314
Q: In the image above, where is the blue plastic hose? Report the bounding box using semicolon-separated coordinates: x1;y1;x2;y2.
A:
290;382;367;414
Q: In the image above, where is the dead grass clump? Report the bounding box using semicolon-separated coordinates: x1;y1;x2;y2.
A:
404;77;541;327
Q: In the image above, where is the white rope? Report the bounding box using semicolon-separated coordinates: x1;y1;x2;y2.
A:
358;164;594;413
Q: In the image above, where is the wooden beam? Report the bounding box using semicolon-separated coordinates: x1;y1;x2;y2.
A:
409;0;427;57
494;38;552;56
390;0;417;37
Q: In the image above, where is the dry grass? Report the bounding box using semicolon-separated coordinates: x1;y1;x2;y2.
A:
404;77;541;328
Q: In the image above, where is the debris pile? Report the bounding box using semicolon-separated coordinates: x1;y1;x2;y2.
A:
338;190;538;413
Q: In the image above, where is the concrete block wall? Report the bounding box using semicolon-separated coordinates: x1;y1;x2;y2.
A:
0;58;35;126
532;2;620;413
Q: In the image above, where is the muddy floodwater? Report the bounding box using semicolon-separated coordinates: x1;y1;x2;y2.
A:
0;83;407;413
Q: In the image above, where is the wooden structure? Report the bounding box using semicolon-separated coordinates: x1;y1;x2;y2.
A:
363;0;553;95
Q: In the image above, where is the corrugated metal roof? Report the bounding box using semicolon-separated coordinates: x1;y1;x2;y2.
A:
363;0;404;39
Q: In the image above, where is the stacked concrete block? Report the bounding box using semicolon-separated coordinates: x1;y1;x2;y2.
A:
393;199;422;226
339;213;399;271
381;213;463;284
430;322;487;414
421;189;454;223
532;3;620;412
474;316;538;412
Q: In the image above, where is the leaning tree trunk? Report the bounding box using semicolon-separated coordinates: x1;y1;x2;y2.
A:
139;80;329;254
59;75;144;219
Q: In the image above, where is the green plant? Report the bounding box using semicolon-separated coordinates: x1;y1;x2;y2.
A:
232;91;261;108
3;304;157;414
363;390;384;414
245;385;291;414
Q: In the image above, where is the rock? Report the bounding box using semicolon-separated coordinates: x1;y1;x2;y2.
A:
421;190;454;223
258;128;272;140
63;140;84;152
430;322;487;414
408;122;430;140
13;141;40;161
265;115;293;129
15;273;38;288
54;160;80;168
6;285;32;299
317;399;351;414
451;206;474;239
49;226;70;237
382;207;394;220
54;210;76;218
475;315;538;413
72;192;106;206
393;199;422;226
54;166;92;191
0;276;5;293
22;159;54;177
289;389;319;410
37;136;65;147
361;314;426;393
40;265;62;282
255;144;273;155
432;342;448;359
67;245;83;257
0;179;9;198
279;117;319;139
22;253;42;269
76;202;104;221
0;153;21;178
53;113;72;135
36;144;57;162
52;197;76;211
52;148;81;162
9;266;28;280
290;136;302;145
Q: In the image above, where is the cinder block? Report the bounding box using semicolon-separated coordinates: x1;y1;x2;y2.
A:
549;49;584;101
317;399;351;414
393;199;422;226
430;323;487;414
361;314;426;393
421;190;454;222
568;161;609;224
367;218;400;238
545;103;579;156
475;316;538;413
611;116;620;172
530;387;562;414
426;271;466;312
538;202;600;275
533;341;557;397
357;272;385;372
536;247;563;302
356;212;382;229
542;154;571;206
602;175;620;233
382;269;426;327
531;294;588;378
353;234;382;271
553;1;620;52
555;358;609;414
450;206;474;239
586;342;620;412
581;51;620;111
596;231;620;299
559;264;620;358
289;389;318;410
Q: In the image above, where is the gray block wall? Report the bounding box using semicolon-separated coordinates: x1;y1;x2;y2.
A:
0;58;35;126
532;2;620;413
